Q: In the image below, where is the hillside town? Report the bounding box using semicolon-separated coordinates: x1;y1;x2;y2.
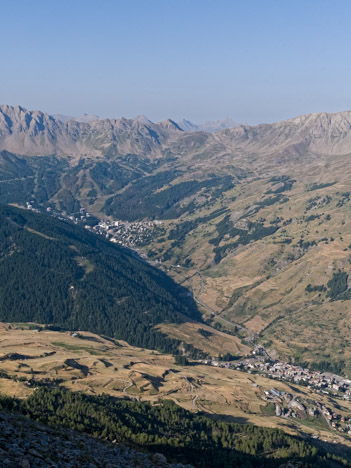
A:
203;353;351;398
200;349;351;434
25;202;164;249
90;218;164;248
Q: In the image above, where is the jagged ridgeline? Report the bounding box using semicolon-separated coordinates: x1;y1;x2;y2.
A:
0;204;203;356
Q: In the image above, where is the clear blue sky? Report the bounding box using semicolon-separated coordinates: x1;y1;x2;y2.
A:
2;0;351;124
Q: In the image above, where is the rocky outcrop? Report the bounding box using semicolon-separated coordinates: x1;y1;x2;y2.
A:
0;411;194;468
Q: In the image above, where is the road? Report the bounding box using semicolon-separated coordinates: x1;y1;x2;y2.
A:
192;394;200;411
122;248;255;343
317;404;333;430
123;381;133;394
129;252;273;354
184;376;200;411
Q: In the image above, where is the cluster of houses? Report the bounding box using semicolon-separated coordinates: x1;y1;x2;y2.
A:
26;202;91;225
201;345;351;399
26;201;41;214
89;219;163;248
319;405;351;433
239;358;351;398
262;388;351;433
199;353;351;433
25;203;163;250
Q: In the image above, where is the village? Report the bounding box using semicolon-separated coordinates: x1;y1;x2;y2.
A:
25;202;164;249
90;218;164;248
200;348;351;435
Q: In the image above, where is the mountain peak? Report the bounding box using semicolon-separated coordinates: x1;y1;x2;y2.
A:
75;113;100;123
157;119;183;131
134;114;153;124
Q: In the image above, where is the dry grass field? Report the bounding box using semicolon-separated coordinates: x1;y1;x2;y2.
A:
1;322;351;448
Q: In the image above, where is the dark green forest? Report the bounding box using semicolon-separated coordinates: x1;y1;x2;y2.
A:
0;387;347;467
103;172;234;220
0;204;204;357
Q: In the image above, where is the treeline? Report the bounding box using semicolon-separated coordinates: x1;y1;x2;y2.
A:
0;387;347;467
307;182;336;192
292;358;347;377
305;284;327;293
0;204;205;357
266;175;295;194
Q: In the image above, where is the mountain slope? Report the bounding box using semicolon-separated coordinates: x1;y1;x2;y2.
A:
1;386;338;468
0;204;203;355
4;105;351;368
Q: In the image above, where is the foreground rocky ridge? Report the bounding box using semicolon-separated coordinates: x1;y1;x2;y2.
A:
0;411;192;468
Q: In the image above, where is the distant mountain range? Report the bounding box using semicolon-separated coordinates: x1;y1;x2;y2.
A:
2;104;351;158
52;113;101;123
0;105;181;157
176;117;240;132
51;111;240;132
3;104;351;160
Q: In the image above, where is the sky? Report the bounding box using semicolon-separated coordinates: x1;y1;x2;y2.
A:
2;0;351;124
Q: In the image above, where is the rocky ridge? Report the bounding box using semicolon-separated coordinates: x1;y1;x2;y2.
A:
177;117;240;133
0;411;193;468
0;105;182;158
4;105;351;161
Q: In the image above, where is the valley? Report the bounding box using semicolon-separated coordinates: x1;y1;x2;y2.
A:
3;105;351;464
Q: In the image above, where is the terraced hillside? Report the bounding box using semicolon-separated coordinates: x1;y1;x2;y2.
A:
1;322;351;461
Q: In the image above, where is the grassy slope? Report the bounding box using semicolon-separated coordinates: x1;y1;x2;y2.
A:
141;151;351;373
1;321;351;452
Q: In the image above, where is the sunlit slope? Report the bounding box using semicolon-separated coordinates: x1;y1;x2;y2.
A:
0;323;345;443
147;150;351;372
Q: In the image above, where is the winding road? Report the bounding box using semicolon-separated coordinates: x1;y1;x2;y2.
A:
184;376;200;411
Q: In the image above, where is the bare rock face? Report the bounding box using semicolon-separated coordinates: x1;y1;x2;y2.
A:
0;411;194;468
0;105;180;158
2;104;351;165
220;110;351;156
157;119;183;132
